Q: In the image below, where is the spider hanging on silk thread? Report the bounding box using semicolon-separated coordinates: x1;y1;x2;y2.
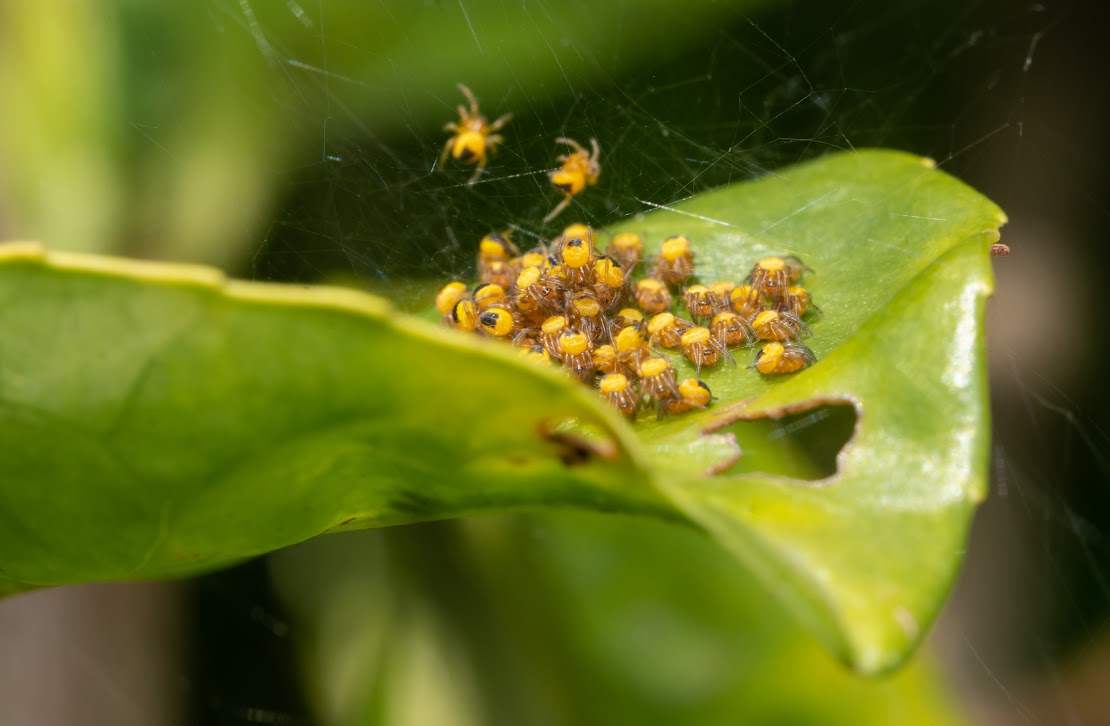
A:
543;137;601;223
439;83;512;185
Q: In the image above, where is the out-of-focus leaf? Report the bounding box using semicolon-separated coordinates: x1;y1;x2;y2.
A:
272;514;968;726
0;150;1003;671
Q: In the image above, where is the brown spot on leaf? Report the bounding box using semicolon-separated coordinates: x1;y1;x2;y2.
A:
538;419;618;467
323;515;362;534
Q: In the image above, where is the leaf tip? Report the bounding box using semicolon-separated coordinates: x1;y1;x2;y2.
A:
840;605;928;676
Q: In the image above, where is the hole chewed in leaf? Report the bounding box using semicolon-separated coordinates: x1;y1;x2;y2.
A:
704;396;859;481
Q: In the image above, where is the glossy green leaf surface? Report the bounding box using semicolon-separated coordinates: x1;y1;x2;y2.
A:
0;149;1004;672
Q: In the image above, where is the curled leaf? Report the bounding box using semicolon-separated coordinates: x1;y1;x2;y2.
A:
0;149;1004;672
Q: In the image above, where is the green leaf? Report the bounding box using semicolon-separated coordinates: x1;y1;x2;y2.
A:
0;149;1004;673
0;243;668;586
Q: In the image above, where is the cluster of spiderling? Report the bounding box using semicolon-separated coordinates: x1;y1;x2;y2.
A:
434;83;821;418
740;256;821;376
435;223;820;421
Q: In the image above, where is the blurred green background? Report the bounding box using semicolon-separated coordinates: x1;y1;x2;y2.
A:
2;0;1109;724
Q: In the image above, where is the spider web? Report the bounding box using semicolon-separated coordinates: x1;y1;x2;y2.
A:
236;1;1110;721
245;1;1014;301
3;0;1110;724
